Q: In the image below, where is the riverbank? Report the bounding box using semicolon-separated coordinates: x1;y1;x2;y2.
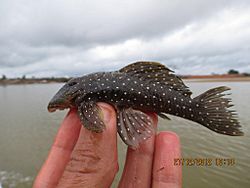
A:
0;75;250;85
183;76;250;82
0;77;71;85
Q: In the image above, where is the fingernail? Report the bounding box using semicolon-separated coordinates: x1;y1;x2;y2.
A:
99;105;112;125
158;131;180;146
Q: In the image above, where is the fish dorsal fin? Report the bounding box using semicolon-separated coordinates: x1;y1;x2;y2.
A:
117;108;155;149
119;61;192;96
77;101;105;133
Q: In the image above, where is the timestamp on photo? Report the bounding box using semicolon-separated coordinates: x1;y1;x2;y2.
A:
174;158;236;167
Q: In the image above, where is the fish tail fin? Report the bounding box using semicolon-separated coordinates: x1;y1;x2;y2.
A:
192;86;243;136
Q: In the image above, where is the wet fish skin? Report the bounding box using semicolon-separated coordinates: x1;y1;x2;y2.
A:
48;61;244;148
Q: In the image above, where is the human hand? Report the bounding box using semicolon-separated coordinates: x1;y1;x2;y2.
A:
33;103;182;188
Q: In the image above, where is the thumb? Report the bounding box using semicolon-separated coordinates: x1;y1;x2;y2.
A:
57;103;118;188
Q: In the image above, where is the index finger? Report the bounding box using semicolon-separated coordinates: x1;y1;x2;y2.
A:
33;108;82;188
152;131;182;188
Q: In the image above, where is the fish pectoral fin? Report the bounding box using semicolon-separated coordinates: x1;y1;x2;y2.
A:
117;108;155;149
158;113;171;120
119;61;192;96
77;101;105;133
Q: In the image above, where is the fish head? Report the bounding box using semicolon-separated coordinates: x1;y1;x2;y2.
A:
47;77;82;112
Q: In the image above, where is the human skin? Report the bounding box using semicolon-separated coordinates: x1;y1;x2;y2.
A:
33;103;182;188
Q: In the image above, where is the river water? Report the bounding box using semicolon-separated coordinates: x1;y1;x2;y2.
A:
0;81;249;188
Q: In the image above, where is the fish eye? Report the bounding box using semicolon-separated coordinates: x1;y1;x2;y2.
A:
68;81;77;86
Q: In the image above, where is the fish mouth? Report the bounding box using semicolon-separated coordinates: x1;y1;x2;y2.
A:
47;104;70;112
47;95;74;112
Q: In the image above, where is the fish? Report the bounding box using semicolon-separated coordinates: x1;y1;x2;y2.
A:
48;61;244;148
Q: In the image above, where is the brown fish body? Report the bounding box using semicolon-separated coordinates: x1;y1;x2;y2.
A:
48;61;243;148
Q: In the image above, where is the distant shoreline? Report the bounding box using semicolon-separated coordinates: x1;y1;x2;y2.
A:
0;78;71;85
183;76;250;82
0;75;250;85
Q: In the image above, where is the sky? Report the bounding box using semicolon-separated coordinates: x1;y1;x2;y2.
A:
0;0;250;78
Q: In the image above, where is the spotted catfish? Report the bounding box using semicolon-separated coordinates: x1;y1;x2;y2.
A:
48;62;244;148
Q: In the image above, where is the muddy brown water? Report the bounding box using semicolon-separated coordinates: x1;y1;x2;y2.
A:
0;81;249;188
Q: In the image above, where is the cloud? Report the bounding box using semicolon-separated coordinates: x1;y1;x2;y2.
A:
0;0;250;77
